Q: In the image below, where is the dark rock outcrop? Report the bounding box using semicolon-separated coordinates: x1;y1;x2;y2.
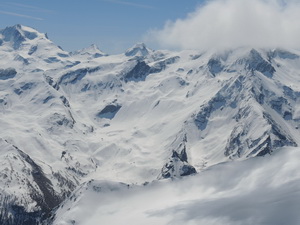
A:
0;68;17;80
97;104;122;119
159;135;196;179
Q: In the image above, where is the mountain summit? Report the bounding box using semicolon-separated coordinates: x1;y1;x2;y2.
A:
0;24;48;49
125;42;151;57
71;44;107;58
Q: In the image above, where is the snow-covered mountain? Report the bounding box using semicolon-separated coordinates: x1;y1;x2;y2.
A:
1;25;300;225
71;44;107;59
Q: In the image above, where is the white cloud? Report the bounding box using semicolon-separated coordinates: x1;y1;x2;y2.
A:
0;10;43;20
146;0;300;50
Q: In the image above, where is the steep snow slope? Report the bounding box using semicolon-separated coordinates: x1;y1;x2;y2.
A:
1;25;300;224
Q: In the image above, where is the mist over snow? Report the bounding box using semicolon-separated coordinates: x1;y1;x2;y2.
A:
146;0;300;50
53;147;300;225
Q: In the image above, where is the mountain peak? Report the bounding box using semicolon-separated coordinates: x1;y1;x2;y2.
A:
0;24;46;49
72;44;107;58
125;42;151;57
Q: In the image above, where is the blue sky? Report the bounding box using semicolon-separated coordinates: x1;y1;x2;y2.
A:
0;0;204;53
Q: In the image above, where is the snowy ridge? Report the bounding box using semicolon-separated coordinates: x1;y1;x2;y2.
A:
1;25;300;224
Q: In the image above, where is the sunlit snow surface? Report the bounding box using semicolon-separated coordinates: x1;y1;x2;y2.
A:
2;25;300;224
53;147;300;225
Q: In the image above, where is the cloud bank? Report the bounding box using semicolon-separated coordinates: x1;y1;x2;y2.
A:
147;0;300;50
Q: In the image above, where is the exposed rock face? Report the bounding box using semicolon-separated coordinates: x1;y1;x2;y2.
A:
0;68;17;80
124;61;151;82
0;140;77;225
124;56;180;82
207;58;224;76
58;67;102;86
159;134;196;179
244;49;276;78
97;104;122;119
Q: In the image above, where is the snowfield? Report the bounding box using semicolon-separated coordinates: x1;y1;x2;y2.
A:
0;24;300;224
53;147;300;225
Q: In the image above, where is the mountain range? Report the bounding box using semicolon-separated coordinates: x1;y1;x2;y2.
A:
0;24;300;225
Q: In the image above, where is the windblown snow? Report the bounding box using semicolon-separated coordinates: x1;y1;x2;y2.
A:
0;24;300;225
